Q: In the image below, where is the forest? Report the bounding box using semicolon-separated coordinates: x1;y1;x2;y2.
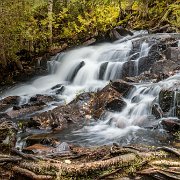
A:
0;0;179;72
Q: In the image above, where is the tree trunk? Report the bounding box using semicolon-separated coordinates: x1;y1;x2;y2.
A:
0;36;7;68
48;0;53;51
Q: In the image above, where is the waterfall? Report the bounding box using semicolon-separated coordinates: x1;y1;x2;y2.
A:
2;32;180;146
4;32;151;101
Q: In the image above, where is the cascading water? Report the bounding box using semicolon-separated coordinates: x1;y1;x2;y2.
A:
2;32;180;146
63;74;180;146
4;32;150;101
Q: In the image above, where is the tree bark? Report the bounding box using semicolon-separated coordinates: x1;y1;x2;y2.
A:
48;0;53;51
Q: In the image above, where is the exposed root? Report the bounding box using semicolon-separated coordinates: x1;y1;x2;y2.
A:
156;146;180;157
0;157;22;163
17;153;137;177
12;166;53;180
0;145;178;179
11;148;38;161
150;160;180;167
138;168;180;180
97;167;123;179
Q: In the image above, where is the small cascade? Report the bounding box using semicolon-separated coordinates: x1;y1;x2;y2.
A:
172;91;177;117
134;41;149;75
71;74;180;145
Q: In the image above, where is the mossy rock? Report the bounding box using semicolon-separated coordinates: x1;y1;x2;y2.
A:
159;89;174;113
0;121;17;153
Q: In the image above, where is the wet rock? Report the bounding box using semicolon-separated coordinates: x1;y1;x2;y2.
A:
108;27;133;41
177;106;180;119
115;26;133;36
99;62;108;80
150;59;180;75
30;94;55;104
26;134;59;147
7;102;46;118
152;103;164;119
165;47;180;63
161;118;180;132
121;60;136;77
39;53;51;69
110;79;134;96
123;76;138;83
31;104;84;129
136;71;159;83
22;144;53;154
66;61;85;82
13;105;21;110
105;99;127;112
83;38;96;46
109;29;122;41
0;113;11;122
69;92;93;108
0;96;20;112
0;120;17;153
156;72;170;82
26;118;41;128
29;91;94;129
138;56;155;75
89;84;122;118
22;142;71;155
159;89;174;113
53;142;71;153
51;84;62;90
55;86;65;95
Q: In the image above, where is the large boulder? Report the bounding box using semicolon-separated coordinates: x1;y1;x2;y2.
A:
30;104;84;129
88;81;131;118
105;99;127;112
110;79;134;96
161;118;180;132
165;47;180;64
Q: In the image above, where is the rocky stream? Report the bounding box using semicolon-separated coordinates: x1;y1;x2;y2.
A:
0;31;180;179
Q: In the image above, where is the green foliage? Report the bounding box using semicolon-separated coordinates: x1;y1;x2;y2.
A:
57;4;119;40
0;0;179;66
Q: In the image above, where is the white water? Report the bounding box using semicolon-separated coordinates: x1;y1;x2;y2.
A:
3;32;150;103
2;32;180;146
70;74;180;145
